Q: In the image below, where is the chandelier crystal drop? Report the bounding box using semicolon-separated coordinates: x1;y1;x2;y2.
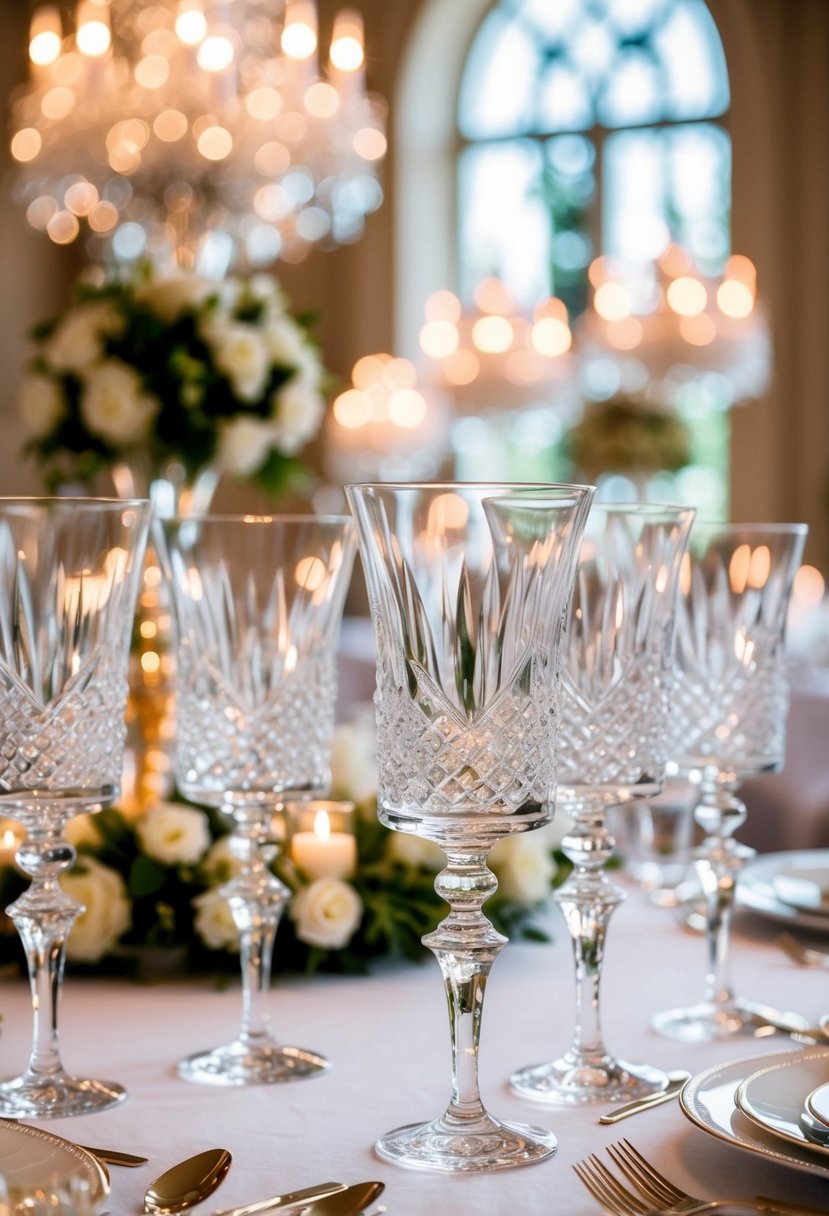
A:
10;0;387;272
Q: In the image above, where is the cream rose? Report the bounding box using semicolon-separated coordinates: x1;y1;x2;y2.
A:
18;374;64;438
207;323;270;401
489;834;556;904
216;415;274;476
262;317;308;367
135;271;212;322
193;888;239;952
271;378;325;455
80;360;158;446
136;803;211;866
61;858;131;963
290;877;362;950
201;834;244;885
64;813;101;849
45;302;120;373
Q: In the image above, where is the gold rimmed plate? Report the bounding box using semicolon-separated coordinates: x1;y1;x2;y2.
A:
0;1118;110;1202
734;1053;829;1157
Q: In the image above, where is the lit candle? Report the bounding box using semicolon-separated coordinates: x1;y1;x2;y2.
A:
291;804;356;880
0;821;23;869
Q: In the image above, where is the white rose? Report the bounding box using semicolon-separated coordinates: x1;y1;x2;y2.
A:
262;317;308;368
534;811;573;853
329;721;377;805
45;302;120;373
65;813;101;849
61;858;131;963
136;803;211;866
271;378;325;455
18;374;64;438
193;888;239;952
201;834;243;885
80;360;158;446
135;271;212;323
207;323;270;401
387;833;444;873
489;834;556;904
290;877;362;950
216;415;274;476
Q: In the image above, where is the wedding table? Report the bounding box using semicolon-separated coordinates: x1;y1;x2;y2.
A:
1;884;828;1215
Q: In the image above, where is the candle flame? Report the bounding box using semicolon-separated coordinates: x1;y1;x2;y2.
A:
313;810;330;842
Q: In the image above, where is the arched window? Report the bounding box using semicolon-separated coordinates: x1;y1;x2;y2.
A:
457;0;731;313
399;0;733;511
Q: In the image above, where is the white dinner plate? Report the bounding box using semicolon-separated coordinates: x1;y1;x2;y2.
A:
735;1053;829;1157
737;850;829;933
806;1081;829;1129
0;1118;109;1202
680;1048;829;1177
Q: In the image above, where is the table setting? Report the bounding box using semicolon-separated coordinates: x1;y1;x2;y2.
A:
0;486;828;1216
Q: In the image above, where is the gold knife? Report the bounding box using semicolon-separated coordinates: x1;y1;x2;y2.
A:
598;1071;690;1124
78;1144;148;1167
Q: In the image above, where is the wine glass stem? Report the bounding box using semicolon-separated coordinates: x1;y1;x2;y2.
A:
555;800;622;1063
223;810;287;1046
423;849;506;1126
8;821;80;1080
694;772;752;1009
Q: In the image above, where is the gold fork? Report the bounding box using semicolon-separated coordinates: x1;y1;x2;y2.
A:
777;931;829;968
573;1138;824;1215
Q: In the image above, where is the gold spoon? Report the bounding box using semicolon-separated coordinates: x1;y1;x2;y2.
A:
145;1148;232;1214
303;1183;385;1216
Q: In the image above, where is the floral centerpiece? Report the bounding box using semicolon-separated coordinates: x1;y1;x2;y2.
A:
564;393;691;481
0;717;569;976
18;267;327;498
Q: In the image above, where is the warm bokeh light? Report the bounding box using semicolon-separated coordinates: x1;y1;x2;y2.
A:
424;290;462;324
330;10;364;71
295;556;326;591
717;279;755;319
153;109;188;142
474;277;515;315
353;128;386;161
471;315;513;354
135;55;170;89
333;388;372;428
666;276;708;317
426;493;469;533
593;282;631;321
197;34;234;72
725;254;757;288
419;320;460;359
65;180;99;215
11;128;42;163
29;7;63;66
658;243;694;278
793;564;826;607
175;3;207;46
728;544;752;594
42;87;76;120
441;350;479;385
76;4;111;57
197;126;233;160
388;389;428;428
530;316;572;356
679;313;716;345
605;316;643;350
305;82;340;118
282;1;318;59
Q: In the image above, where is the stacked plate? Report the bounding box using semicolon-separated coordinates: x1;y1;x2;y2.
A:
738;850;829;933
680;1049;829;1176
0;1119;109;1204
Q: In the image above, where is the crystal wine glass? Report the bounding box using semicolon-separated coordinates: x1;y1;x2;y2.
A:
157;514;356;1085
346;481;594;1172
0;498;151;1118
509;503;694;1106
653;521;807;1042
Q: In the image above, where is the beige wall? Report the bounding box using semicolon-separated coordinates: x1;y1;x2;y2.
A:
1;1;828;561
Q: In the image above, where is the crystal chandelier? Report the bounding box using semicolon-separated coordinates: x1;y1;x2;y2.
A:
9;0;387;272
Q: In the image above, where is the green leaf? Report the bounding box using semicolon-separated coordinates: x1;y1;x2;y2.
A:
128;855;168;898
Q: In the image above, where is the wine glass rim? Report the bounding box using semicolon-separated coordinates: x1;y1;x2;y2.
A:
588;501;695;518
693;519;809;535
345;480;596;493
159;512;354;526
0;496;149;511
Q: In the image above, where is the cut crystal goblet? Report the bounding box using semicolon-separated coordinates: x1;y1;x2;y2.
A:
0;497;151;1118
510;503;694;1106
346;481;594;1172
653;522;807;1042
157;514;356;1085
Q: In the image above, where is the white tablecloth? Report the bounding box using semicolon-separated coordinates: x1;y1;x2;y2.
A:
2;885;829;1215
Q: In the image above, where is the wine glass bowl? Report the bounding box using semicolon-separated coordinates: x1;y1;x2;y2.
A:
653;522;807;1043
157;514;356;1086
510;503;694;1106
0;497;151;1119
347;482;595;1172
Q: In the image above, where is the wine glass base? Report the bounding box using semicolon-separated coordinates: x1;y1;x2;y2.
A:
0;1072;126;1118
652;998;798;1043
375;1113;557;1173
178;1039;330;1087
509;1055;668;1106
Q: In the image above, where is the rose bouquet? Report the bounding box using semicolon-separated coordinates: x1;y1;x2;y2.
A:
564;394;692;480
0;717;569;977
18;267;327;497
